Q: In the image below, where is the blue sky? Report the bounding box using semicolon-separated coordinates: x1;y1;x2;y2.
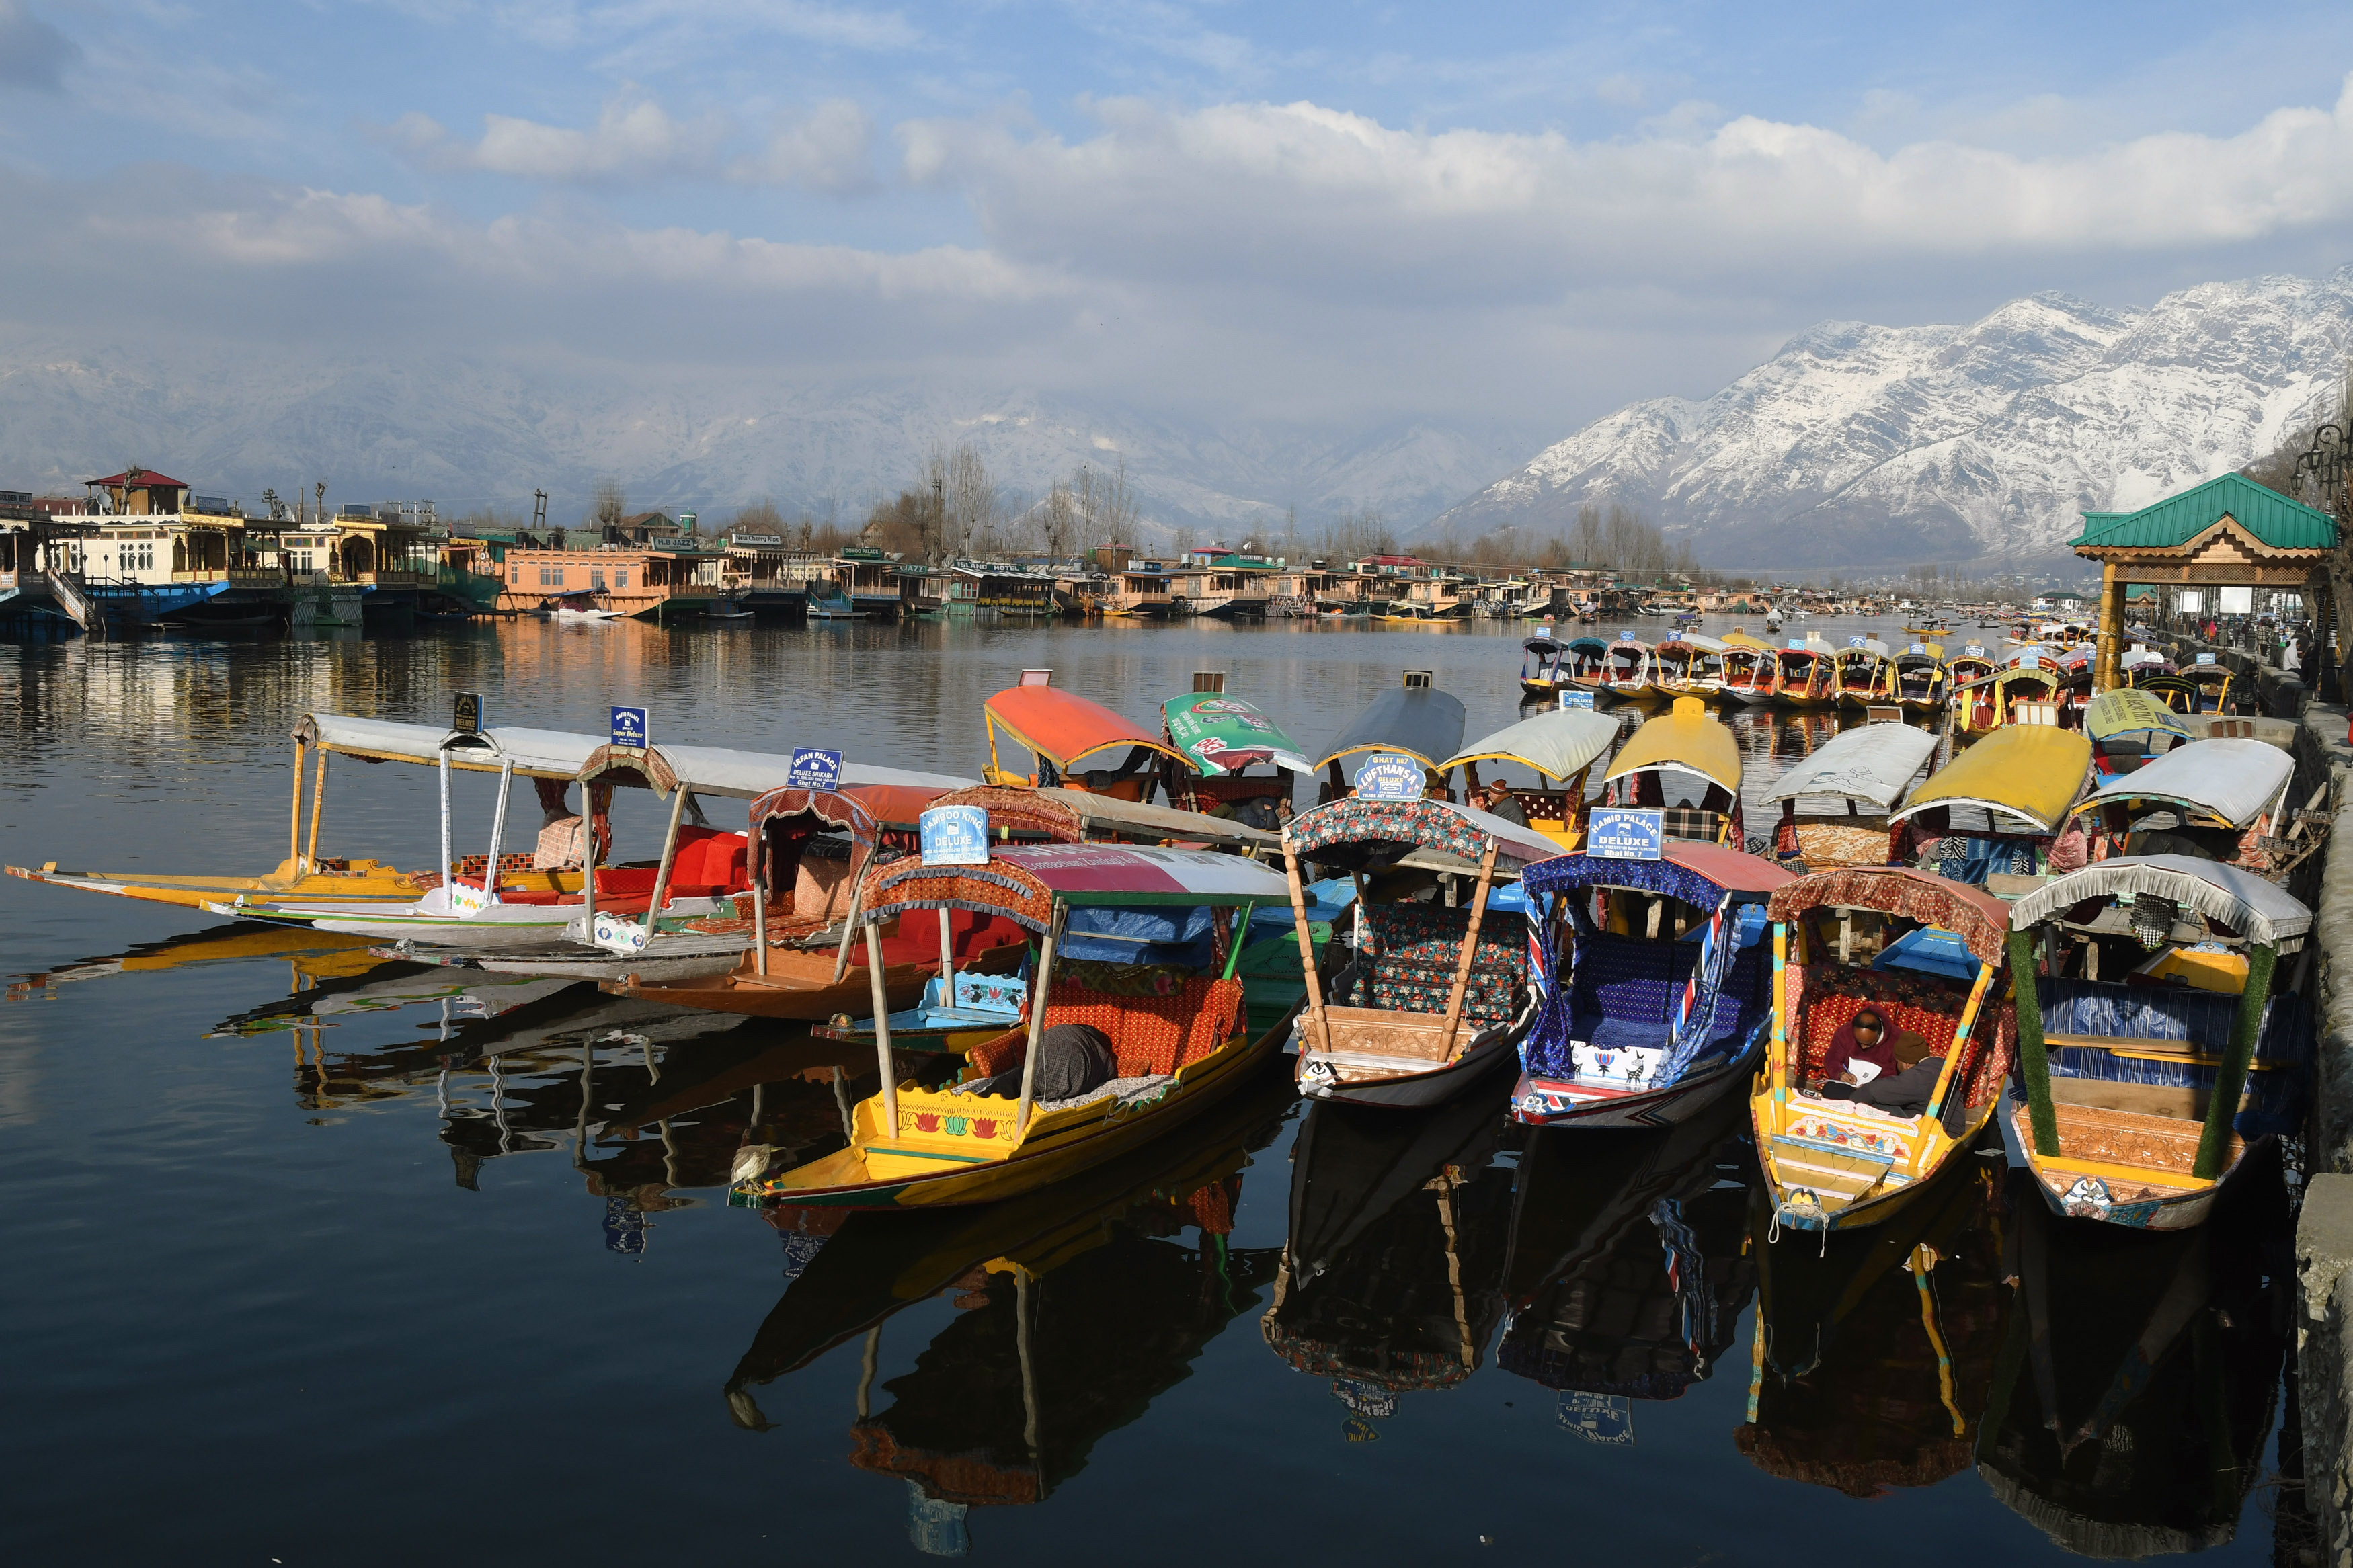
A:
8;0;2353;430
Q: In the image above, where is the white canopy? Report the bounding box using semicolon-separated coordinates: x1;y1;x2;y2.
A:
2076;737;2293;830
1035;787;1278;847
1441;709;1621;781
582;741;974;800
296;713;604;780
2009;854;2311;950
1757;723;1938;810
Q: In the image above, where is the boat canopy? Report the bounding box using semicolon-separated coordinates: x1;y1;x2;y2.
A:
2120;648;2174;671
1439;710;1620;782
1566;636;1608;655
2073;738;2292;829
1894;649;1941;670
1161;692;1314;777
746;783;951;844
858;842;1294;933
2085;688;2190;745
1722;630;1773;649
1521;839;1795;903
1034;786;1279;848
985;685;1191;774
1601;697;1741;796
1313;684;1468;774
2007;854;2311;950
1659;632;1729;654
1765;866;2011;965
1756;723;1937;810
1889;726;2091;833
293;713;603;780
1521;635;1566;655
1284;794;1564;873
578;741;972;800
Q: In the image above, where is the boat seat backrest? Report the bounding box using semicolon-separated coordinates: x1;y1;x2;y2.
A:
664;827;746;896
1570;932;1693;1026
791;851;855;920
961;976;1244;1083
1660;807;1727;844
1796;964;1964;1085
1346;905;1528;1022
2037;975;2306;1063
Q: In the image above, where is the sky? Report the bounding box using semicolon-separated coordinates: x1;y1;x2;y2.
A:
9;0;2353;437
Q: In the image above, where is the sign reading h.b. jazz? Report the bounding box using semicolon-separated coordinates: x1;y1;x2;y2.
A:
787;747;843;791
1587;808;1665;861
919;804;991;866
609;705;650;748
1353;753;1427;802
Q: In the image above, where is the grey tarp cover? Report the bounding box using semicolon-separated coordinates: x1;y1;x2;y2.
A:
2007;854;2312;950
1757;723;1938;810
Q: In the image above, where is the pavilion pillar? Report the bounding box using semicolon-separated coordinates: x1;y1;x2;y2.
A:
2095;561;2125;692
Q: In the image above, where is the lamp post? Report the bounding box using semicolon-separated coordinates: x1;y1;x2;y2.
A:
2295;421;2351;702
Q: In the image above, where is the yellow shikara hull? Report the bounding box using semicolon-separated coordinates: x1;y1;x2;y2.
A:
5;856;424;911
1750;1077;1997;1232
745;1005;1298;1209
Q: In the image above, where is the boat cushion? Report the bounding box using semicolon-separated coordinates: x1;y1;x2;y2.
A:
664;827;747;897
1523;934;1767;1075
1661;807;1727;844
1341;904;1528;1023
960;975;1244;1083
1795;962;2016;1111
2038;975;2307;1063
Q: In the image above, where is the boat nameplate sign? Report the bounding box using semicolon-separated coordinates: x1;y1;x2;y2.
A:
2196;653;2217;665
788;747;842;792
1847;636;1866;647
1964;644;1986;656
1557;1391;1635;1446
1353;753;1426;802
451;691;483;736
1587;808;1664;860
609;705;649;748
1786;638;1806;650
1558;690;1595;710
1909;643;1927;655
920;804;990;866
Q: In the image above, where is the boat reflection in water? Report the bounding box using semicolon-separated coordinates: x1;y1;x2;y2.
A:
1739;1161;2009;1495
1259;1076;1517;1440
1494;1098;1755;1446
724;1061;1300;1555
1975;1164;2291;1555
6;919;383;1001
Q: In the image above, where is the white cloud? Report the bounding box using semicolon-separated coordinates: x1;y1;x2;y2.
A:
728;99;876;192
391;94;723;180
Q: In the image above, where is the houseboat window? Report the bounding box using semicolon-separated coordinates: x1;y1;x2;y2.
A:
591;570;606;591
612;570;627;589
509;565;519;583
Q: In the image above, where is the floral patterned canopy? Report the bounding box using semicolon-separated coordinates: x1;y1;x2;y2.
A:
1764;866;2011;964
1284;795;1562;872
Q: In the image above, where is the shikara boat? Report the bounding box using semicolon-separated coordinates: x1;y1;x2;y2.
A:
1437;708;1622;850
2084;688;2190;777
1285;796;1562;1108
2118;646;2176;682
1834;642;1897;709
1890;645;1948;714
6;712;599;911
1772;643;1839;708
1952;659;2071;738
1159;675;1313;820
1716;641;1781;706
2135;657;2238;715
1750;866;2018;1233
1943;643;1997;692
1593;696;1745;847
736;842;1304;1208
1519;635;1575;702
982;673;1193;799
1511;841;1794;1129
1886;725;2092;886
1309;670;1467;803
1758;720;1938;870
1652;634;1728;700
2001;856;2311;1230
1598;634;1656;702
2065;737;2292;869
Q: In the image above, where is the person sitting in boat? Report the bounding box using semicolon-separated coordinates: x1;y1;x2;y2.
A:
1829;1027;1945;1116
960;1023;1117;1101
1823;1007;1913;1085
1475;779;1528;828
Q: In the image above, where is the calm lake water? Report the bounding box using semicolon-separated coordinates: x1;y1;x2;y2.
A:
0;614;2303;1564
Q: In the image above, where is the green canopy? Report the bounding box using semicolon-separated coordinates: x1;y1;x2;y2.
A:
1162;692;1314;777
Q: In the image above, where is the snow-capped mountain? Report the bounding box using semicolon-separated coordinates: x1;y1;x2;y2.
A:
1438;268;2353;569
0;339;1539;543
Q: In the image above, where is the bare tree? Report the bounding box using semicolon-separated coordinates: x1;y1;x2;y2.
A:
592;477;627;531
944;444;999;560
733;499;786;534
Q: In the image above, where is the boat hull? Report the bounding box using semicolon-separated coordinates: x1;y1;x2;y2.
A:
1751;1079;1999;1233
8;856;421;911
608;938;1025;1020
1295;1024;1521;1108
1509;1034;1761;1130
1997;1083;2244;1231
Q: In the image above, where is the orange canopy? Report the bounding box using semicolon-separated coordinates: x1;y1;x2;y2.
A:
984;686;1189;772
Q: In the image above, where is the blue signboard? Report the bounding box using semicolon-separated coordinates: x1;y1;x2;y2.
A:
787;747;843;792
1847;635;1866;647
919;804;990;866
1587;808;1665;860
1354;753;1427;802
1618;629;1636;641
2196;652;2217;665
1558;690;1595;711
609;705;649;748
1908;642;1927;655
1786;638;1807;650
1557;1391;1636;1447
1964;643;1986;657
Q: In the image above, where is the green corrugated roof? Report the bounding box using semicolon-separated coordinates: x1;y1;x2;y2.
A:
2071;470;2337;552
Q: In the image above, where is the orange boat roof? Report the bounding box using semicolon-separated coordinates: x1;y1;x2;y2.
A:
984;686;1187;770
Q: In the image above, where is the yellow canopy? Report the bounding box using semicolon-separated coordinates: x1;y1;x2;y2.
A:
1601;696;1742;794
1888;725;2092;833
1721;630;1773;649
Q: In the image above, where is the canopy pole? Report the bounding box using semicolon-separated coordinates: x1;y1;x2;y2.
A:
2194;943;2276;1180
580;790;599;930
939;907;956;1003
1015;914;1061;1134
288;739;305;870
1769;922;1790;1104
438;749;453;901
750;824;768;977
2007;928;2060;1157
831;844;877;985
305;749;328;872
483;761;514;907
863;921;898;1143
1220;905;1250;981
1437;839;1501;1063
1281;833;1333;1057
643;785;690;927
1921;958;1995;1127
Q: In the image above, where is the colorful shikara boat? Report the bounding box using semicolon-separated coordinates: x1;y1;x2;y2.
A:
1593;696;1745;847
2065;738;2292;869
736;842;1303;1208
1511;841;1795;1129
1437;708;1621;850
1886;725;2092;886
1750;866;2018;1233
1159;676;1314;821
1890;644;1948;715
1716;641;1782;706
1599;633;1657;702
2085;687;2190;777
1310;671;1467;804
2132;656;2238;715
2000;856;2311;1231
1833;641;1897;710
1285;796;1562;1108
1952;655;2069;739
982;673;1193;800
6;712;600;911
1772;643;1840;708
1943;642;1997;692
2119;646;2176;682
1758;720;1938;870
1652;634;1728;700
1519;636;1575;702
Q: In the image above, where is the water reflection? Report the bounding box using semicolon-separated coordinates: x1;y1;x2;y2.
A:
1261;1077;1518;1438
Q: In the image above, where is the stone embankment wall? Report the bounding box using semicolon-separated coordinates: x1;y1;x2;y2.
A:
2295;692;2353;1567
